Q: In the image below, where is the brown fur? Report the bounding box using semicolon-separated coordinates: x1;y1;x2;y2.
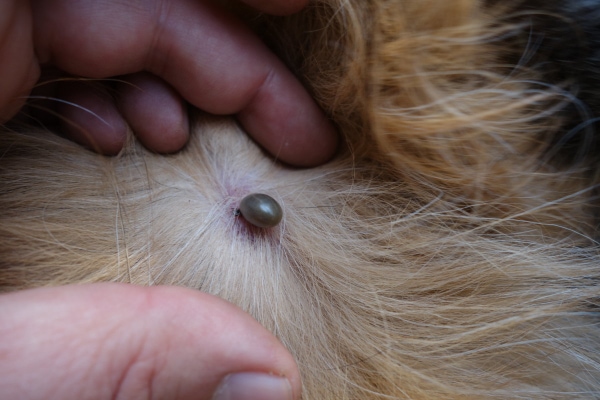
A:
2;0;600;398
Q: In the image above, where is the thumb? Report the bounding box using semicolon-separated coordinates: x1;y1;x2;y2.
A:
0;283;301;400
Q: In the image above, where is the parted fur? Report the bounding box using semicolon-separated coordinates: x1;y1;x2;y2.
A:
2;0;600;398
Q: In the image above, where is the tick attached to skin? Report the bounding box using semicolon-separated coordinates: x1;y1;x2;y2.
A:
237;193;283;228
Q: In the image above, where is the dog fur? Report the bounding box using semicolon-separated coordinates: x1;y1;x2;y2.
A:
2;0;600;398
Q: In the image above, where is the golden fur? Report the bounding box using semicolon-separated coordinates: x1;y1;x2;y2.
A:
2;0;600;398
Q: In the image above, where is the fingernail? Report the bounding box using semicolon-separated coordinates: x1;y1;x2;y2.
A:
212;372;293;400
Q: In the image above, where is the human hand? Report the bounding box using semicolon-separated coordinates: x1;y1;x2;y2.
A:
0;284;301;400
1;0;337;166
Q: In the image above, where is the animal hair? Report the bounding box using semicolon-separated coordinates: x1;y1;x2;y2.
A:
2;0;600;398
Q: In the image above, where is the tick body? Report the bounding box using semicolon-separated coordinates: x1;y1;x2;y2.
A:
238;193;283;228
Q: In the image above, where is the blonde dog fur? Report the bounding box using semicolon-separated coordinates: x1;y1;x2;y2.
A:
2;0;600;398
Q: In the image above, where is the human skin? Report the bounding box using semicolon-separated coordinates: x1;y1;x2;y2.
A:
1;0;338;166
0;0;340;398
0;284;301;400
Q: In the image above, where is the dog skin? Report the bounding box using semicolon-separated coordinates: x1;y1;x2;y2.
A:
2;0;600;398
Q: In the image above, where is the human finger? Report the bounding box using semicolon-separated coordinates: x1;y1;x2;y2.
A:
56;80;128;155
117;72;189;153
0;0;39;124
0;283;301;400
32;0;338;166
22;72;188;155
